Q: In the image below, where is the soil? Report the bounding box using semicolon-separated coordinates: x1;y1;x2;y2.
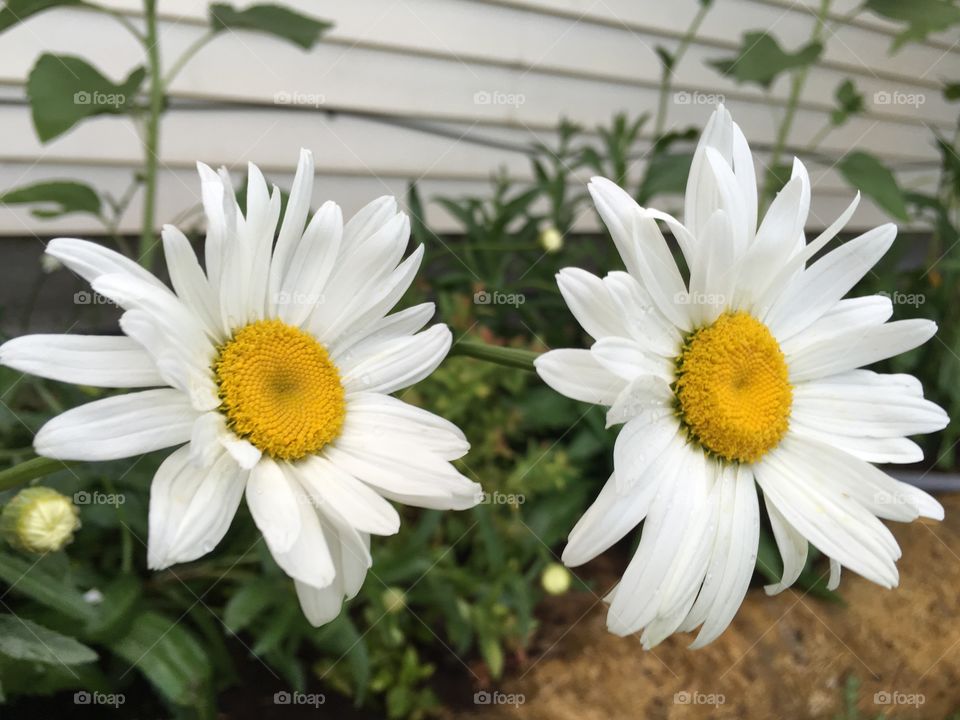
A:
454;494;960;720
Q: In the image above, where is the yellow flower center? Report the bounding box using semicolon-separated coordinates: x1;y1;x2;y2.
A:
675;312;792;464
214;319;345;461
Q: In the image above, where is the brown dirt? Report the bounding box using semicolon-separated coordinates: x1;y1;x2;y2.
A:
456;494;960;720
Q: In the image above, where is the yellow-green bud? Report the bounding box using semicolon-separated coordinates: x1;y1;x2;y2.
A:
381;587;407;614
540;562;571;595
1;487;80;553
538;225;563;253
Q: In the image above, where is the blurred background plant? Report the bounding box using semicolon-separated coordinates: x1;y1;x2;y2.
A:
0;0;958;718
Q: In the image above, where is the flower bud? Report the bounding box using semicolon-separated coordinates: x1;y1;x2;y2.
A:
540;562;571;595
538;225;563;253
1;487;80;553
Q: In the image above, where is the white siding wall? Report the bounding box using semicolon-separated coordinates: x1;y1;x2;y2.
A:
0;0;956;236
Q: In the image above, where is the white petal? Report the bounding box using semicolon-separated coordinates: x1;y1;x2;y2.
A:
34;389;196;461
45;237;168;292
602;271;680;357
148;445;245;569
764;223;896;341
0;334;163;388
276;201;343;326
340;324;450;395
161;225;223;340
792;375;948;437
606;444;707;636
762;492;808;595
591;337;674;382
341;392;469;460
294;455;401;535
295;518;370;627
269;148;315;303
534;348;626;406
606;374;675;427
249;460;336;588
755;440;900;588
556;268;625;340
827;558;842;591
612;412;678;492
788;319;936;383
330;303;435;362
246;458;302;554
687;465;759;648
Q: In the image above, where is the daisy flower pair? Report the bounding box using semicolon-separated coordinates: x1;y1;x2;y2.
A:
1;105;947;647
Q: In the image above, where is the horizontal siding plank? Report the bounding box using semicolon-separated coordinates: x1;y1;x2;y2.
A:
2;5;955;130
0;160;925;239
0;11;947;162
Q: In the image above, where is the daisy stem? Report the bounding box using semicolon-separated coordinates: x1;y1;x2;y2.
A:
448;341;538;372
761;0;831;211
0;457;79;493
138;0;164;271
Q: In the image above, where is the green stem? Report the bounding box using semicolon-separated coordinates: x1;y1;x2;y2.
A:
0;457;79;493
163;30;216;86
654;1;712;138
139;0;164;271
448;341;539;372
761;0;831;210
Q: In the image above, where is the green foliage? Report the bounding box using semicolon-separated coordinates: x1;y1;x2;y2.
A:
0;615;97;665
0;180;102;220
26;54;145;142
837;151;909;222
865;0;960;51
209;3;332;50
710;32;822;89
0;0;85;33
830;79;864;126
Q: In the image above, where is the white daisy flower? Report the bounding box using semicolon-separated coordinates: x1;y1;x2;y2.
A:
536;105;948;649
0;150;481;626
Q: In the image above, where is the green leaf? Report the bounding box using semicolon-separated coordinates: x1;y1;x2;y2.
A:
223;579;278;634
209;3;332;50
837;151;909;221
944;82;960;102
865;0;960;51
108;611;212;707
0;0;85;33
83;575;141;641
0;551;95;621
710;32;822;89
26;54;145;142
637;152;692;204
830;79;864;126
0;180;101;219
0;614;97;665
655;45;674;72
